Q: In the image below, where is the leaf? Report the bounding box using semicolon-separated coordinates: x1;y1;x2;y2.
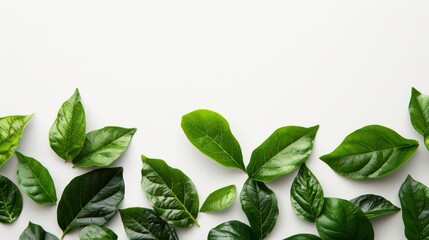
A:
0;175;22;223
290;164;324;222
49;89;86;161
320;125;419;179
119;207;178;240
0;114;32;168
79;225;117;240
316;198;374;240
399;175;429;240
208;220;257;240
350;194;400;219
73;127;136;167
200;185;236;212
181;109;244;171
409;87;429;150
19;222;59;240
240;178;278;239
16;152;57;204
57;167;125;237
283;234;322;240
247;125;319;182
141;156;199;228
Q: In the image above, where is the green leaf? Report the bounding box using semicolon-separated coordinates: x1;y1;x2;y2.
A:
0;114;32;168
409;87;429;150
240;178;278;239
399;175;429;240
320;125;418;179
350;194;400;219
141;156;199;228
73;127;136;167
57;167;125;237
181;109;244;171
291;164;324;223
316;198;374;240
16;152;57;204
49;89;86;161
208;221;257;240
79;225;117;240
200;185;236;212
0;175;22;223
247;125;319;182
283;234;322;240
119;207;178;240
19;222;59;240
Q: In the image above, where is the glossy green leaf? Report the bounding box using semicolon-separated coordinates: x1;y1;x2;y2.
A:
19;222;59;240
119;207;178;240
79;225;117;240
409;87;429;150
73;126;136;167
0;114;32;168
320;125;418;179
200;185;236;212
399;175;429;240
208;221;257;240
181;109;244;171
49;89;86;161
247;125;319;182
0;175;22;223
57;167;125;237
141;156;199;228
316;198;374;240
283;234;322;240
291;164;324;222
16;152;57;204
350;194;400;219
240;178;278;239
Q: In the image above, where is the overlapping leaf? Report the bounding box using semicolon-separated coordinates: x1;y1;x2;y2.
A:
19;222;59;240
351;194;400;219
208;221;257;240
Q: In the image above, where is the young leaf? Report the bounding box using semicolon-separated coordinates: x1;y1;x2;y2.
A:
73;127;136;167
16;152;57;205
19;222;59;240
208;220;257;240
320;125;418;179
79;225;118;240
399;175;429;240
247;125;319;182
57;167;125;237
350;194;400;219
240;178;278;239
283;234;322;240
409;87;429;150
49;89;86;161
200;185;236;212
291;164;324;222
316;198;374;240
181;109;244;171
0;175;22;223
0;114;32;168
119;207;178;240
141;156;199;228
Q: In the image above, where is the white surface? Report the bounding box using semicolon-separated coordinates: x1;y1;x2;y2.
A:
0;0;428;239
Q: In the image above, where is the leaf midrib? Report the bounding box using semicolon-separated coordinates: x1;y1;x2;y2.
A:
19;159;56;203
0;184;14;221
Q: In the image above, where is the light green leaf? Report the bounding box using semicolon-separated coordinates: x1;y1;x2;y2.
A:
200;185;236;212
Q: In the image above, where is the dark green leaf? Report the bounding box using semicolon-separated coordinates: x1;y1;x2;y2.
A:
247;125;319;182
320;125;418;179
181;109;244;171
208;221;257;240
0;175;22;223
16;152;57;204
283;234;322;240
240;178;278;239
73;127;136;167
119;207;178;240
57;167;125;237
409;87;429;150
79;225;117;240
350;194;400;219
141;156;199;228
19;222;59;240
201;185;236;212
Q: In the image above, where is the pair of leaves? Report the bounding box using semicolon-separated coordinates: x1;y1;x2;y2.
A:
19;222;58;240
409;87;429;151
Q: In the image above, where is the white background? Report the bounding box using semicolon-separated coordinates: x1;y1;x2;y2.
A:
0;0;428;239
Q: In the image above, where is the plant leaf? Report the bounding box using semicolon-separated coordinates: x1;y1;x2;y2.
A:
291;164;324;222
247;125;319;182
350;194;400;219
57;167;125;237
73;127;136;167
141;156;199;228
0;174;22;223
208;220;257;240
200;185;236;212
181;109;244;171
16;152;57;204
409;87;429;150
316;198;374;240
49;89;86;161
79;225;117;240
320;125;418;179
0;114;32;168
399;175;429;240
19;222;59;240
119;207;178;240
240;178;278;239
283;234;322;240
